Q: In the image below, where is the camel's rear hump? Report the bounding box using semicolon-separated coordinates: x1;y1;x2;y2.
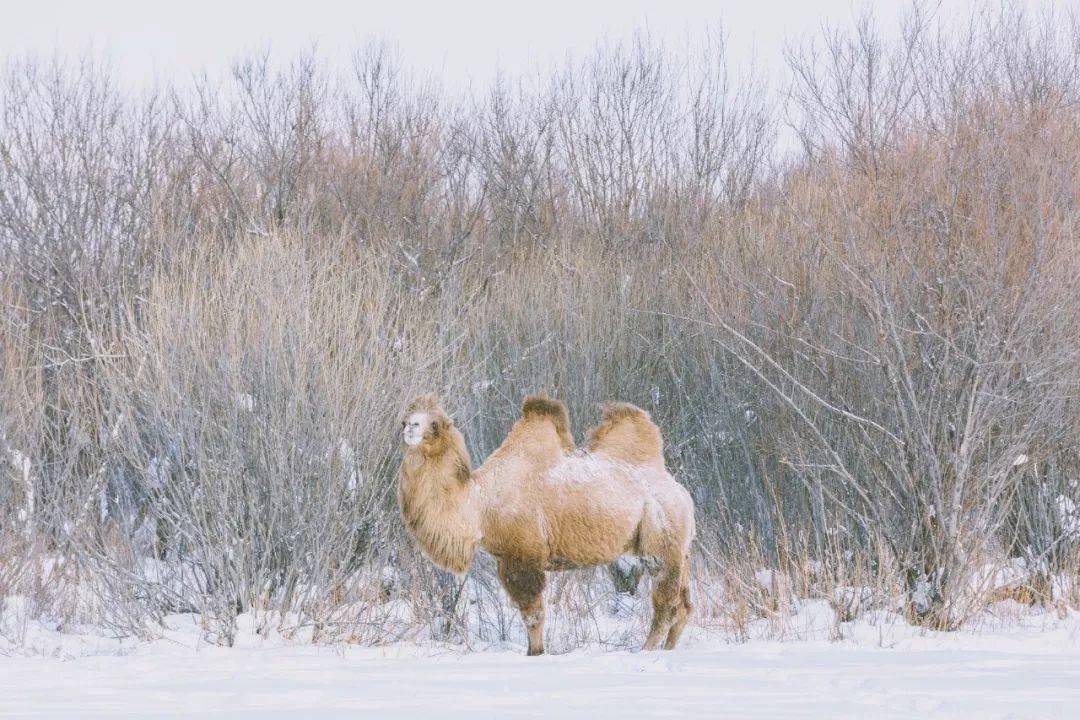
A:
586;402;665;467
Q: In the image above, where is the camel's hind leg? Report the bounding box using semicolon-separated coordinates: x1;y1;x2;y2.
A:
663;562;692;649
642;560;682;650
498;558;547;656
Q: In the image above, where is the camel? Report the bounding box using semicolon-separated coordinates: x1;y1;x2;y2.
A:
397;393;695;655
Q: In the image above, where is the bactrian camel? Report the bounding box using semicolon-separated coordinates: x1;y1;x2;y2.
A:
397;394;695;655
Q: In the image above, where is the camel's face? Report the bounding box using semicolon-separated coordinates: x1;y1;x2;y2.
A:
402;411;435;447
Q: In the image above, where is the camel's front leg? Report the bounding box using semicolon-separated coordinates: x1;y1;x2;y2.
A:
433;569;465;640
498;558;547;656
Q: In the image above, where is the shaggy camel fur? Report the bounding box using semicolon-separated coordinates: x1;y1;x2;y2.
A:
397;394;695;655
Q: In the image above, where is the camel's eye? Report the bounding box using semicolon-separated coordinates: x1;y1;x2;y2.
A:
430;421;438;430
401;421;406;428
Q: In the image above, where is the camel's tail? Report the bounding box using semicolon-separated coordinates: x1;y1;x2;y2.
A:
586;402;665;467
521;394;576;452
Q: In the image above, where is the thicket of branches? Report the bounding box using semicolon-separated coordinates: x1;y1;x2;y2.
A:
1;4;1078;646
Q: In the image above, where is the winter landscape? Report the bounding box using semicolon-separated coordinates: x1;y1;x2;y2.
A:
1;1;1079;717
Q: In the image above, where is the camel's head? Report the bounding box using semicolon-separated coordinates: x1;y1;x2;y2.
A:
400;394;454;450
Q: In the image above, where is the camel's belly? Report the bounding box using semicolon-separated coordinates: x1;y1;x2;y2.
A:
541;497;643;567
480;457;671;568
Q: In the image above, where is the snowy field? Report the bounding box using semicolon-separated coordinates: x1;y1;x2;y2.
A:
2;606;1078;719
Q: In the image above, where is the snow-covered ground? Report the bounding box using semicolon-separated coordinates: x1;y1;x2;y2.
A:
2;605;1078;719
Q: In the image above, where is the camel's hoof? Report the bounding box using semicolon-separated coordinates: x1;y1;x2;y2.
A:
526;648;545;656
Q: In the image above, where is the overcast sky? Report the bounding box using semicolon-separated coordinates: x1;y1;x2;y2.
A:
3;0;1045;90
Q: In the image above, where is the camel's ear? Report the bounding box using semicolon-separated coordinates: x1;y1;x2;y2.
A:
429;414;453;436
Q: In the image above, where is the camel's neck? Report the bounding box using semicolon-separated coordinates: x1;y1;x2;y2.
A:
398;439;482;575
